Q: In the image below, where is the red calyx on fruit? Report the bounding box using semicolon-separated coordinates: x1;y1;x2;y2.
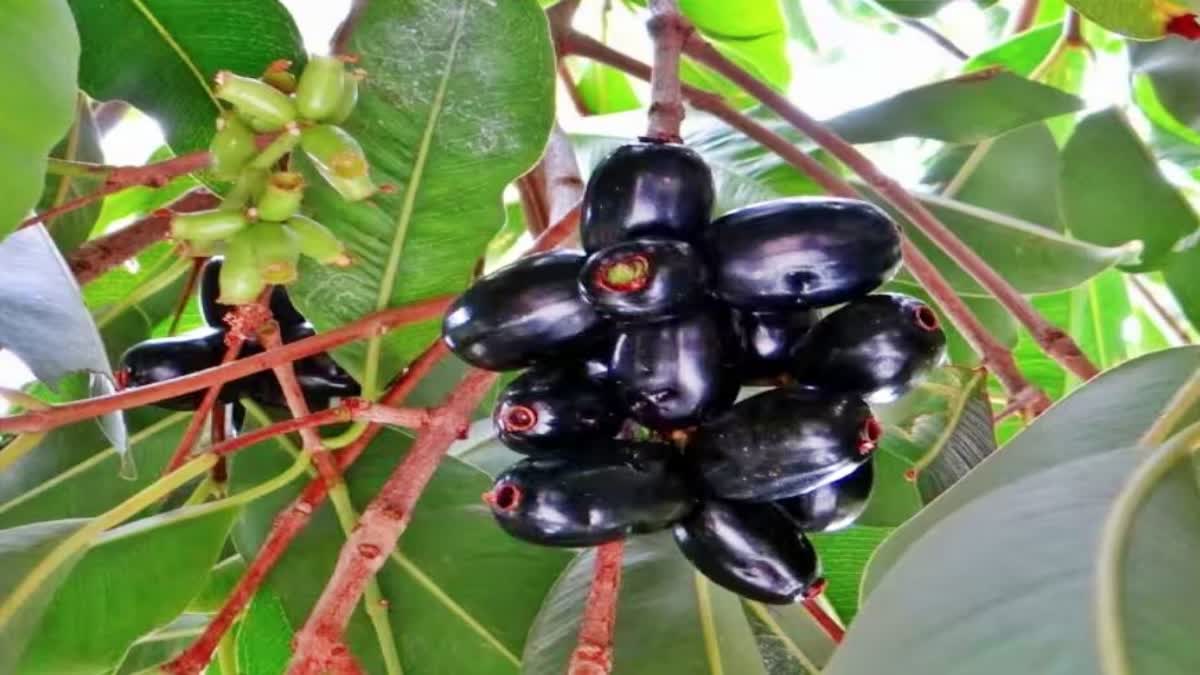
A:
596;253;653;293
1167;14;1200;40
500;404;538;433
914;305;940;332
483;482;523;512
858;416;882;454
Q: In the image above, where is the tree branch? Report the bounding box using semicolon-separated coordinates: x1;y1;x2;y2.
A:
645;0;688;141
1010;0;1040;34
558;61;593;116
568;541;624;675
901;18;968;60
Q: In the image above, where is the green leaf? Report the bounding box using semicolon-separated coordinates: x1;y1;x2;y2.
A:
808;527;892;623
1130;36;1200;132
114;613;208;675
874;0;953;17
41;96;105;253
523;533;770;675
0;519;89;674
17;503;239;674
236;590;293;675
862;346;1200;595
0;0;79;235
230;427;571;674
828;447;1200;674
826;70;1083;144
1165;235;1200;330
67;0;302;153
963;22;1063;77
289;0;556;381
574;62;641;114
1061;107;1199;271
188;555;245;613
1065;0;1173;39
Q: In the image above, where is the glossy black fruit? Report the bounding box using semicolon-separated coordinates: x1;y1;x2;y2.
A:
673;499;821;604
442;251;606;371
731;307;818;382
691;386;880;502
790;293;946;403
580;142;715;252
235;322;360;409
776;461;873;533
199;257;305;329
485;443;696;547
705;197;901;310
610;310;738;430
493;365;623;454
580;239;708;322
118;327;239;410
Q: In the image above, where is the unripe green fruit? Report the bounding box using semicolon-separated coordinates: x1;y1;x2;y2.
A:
171;209;250;242
214;70;297;131
329;70;361;124
209;116;257;180
296;56;346;122
245;222;301;285
220;231;266;304
262;69;297;95
300;124;376;201
256;172;305;222
287;215;350;266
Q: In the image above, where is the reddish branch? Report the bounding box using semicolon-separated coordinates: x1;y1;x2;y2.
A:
0;295;453;435
163;342;449;675
568;541;625;675
286;369;498;674
558;61;592;116
1010;0;1040;34
516;174;551;235
68;190;219;284
802;595;846;644
645;0;688;142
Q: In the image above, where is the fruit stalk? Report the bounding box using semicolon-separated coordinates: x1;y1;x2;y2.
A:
645;0;688;142
803;594;846;644
675;30;1100;382
568;541;625;675
286;368;498;675
554;29;1049;413
0;295;454;435
162;341;449;675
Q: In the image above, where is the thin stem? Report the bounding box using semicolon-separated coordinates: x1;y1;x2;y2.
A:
902;18;969;60
517;173;551;235
45;157;117;180
1140;368;1200;447
802;594;845;644
1010;0;1041;34
1128;275;1193;345
0;432;47;474
568;540;624;675
645;0;687;141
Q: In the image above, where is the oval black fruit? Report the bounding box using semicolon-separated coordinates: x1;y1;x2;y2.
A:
610;309;738;430
731;307;818;383
691;386;880;502
580;142;715;252
118;327;240;410
442;251;606;371
705;197;901;310
485;443;696;547
673;499;822;604
200;257;305;329
790;293;947;403
776;461;873;533
493;364;623;454
580;239;708;322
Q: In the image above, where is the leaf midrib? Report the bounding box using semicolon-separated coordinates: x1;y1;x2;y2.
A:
694;573;725;675
127;0;221;111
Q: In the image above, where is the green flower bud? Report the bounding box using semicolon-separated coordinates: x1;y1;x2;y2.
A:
300;124;376;201
171;209;250;242
209;115;257;180
255;171;306;222
214;70;297;131
329;69;362;124
220;230;266;305
245;222;301;285
296;56;347;122
286;215;350;266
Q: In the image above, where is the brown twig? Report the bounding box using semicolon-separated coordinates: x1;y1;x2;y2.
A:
1064;9;1085;45
1010;0;1041;34
1129;275;1194;345
568;541;625;675
286;369;498;674
332;0;371;56
516;173;551;235
558;61;593;116
68;190;219;284
162;342;449;675
645;0;688;142
901;18;969;60
675;30;1099;382
0;295;453;435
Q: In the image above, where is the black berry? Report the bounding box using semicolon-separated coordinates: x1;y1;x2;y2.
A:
580;239;708;322
673;499;822;604
493;364;623;455
442;251;606;371
731;307;818;383
485;443;696;547
580;142;714;252
776;461;873;533
705;198;901;310
691;386;879;502
118;327;239;410
790;293;946;403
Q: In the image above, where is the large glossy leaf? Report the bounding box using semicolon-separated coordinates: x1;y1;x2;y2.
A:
808;527;891;623
17;502;239;673
188;555;245;613
231;427;571;674
1130;36;1200;132
829;447;1200;675
826;70;1083;144
1065;0;1172;39
0;0;79;236
114;613;208;675
1061;107;1199;271
862;346;1200;595
1165;236;1200;331
67;0;303;153
40;97;105;253
964;22;1062;77
522;533;770;675
236;590;294;675
289;0;556;382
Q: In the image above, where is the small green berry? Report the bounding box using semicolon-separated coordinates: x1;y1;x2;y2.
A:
209;115;257;180
171;209;250;242
256;172;306;222
296;56;347;122
287;215;350;266
214;70;297;131
220;230;266;304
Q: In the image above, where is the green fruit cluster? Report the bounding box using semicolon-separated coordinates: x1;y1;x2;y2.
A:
173;56;374;305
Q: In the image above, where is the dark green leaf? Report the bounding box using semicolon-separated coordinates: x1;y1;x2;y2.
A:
67;0;303;153
1060;107;1198;271
1165;235;1200;331
1130;37;1200;132
1066;0;1168;39
290;0;556;381
808;527;891;622
963;22;1062;76
827;70;1083;144
237;590;293;675
41;96;105;253
0;0;79;235
188;555;245;613
114;613;208;675
874;0;953;17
